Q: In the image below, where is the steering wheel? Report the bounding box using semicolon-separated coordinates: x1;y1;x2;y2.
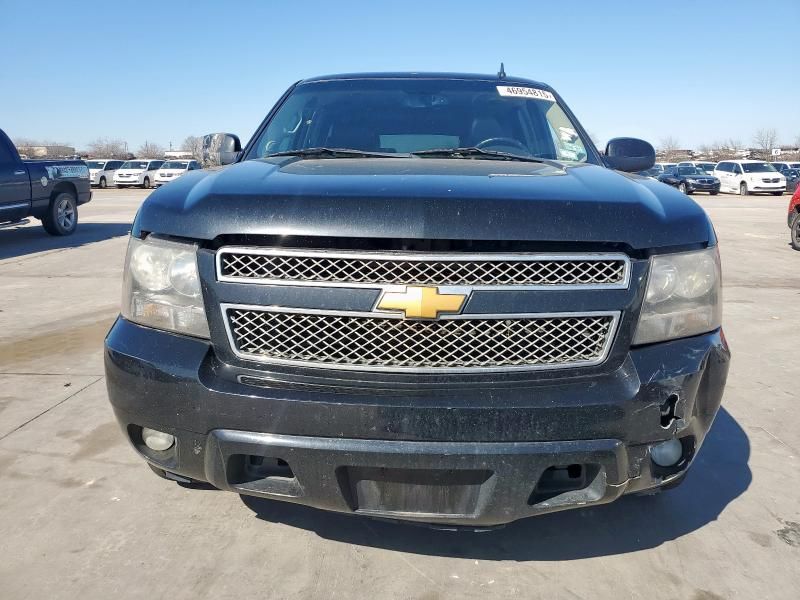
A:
475;137;529;152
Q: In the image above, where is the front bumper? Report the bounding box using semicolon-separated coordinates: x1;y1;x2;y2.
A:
105;318;730;526
114;178;142;186
752;183;784;192
686;181;720;193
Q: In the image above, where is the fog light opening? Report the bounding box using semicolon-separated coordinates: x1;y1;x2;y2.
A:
660;393;680;428
650;438;683;467
141;427;175;452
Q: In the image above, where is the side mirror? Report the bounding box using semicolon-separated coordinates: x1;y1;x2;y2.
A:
202;133;242;166
604;137;656;172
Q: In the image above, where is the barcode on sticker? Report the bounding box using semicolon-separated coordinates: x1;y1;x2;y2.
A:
496;86;556;102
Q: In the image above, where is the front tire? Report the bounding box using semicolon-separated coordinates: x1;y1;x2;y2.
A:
42;192;78;236
772;191;783;196
99;176;107;189
740;182;749;196
710;191;719;195
142;177;151;189
791;212;800;251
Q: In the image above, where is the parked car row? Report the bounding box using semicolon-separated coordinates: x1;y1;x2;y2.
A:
86;158;201;189
640;160;798;196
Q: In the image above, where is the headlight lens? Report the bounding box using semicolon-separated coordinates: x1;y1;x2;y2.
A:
121;235;209;338
634;247;722;345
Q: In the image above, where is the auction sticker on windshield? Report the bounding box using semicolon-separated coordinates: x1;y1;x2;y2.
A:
496;86;556;102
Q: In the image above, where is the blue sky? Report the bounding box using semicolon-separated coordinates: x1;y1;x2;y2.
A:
2;0;798;152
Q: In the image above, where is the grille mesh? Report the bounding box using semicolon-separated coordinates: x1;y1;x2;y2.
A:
219;251;626;287
227;309;614;370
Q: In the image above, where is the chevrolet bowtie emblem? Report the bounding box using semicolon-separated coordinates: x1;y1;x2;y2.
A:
377;286;467;319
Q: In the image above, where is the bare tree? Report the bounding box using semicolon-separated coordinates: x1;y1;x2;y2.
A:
182;135;204;161
137;140;165;158
87;137;129;158
752;128;778;160
658;136;682;161
696;143;713;157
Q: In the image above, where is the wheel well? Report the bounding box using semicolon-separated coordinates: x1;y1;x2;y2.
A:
50;181;77;203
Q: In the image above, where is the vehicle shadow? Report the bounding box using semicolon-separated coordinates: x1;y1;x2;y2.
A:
240;407;750;560
0;222;131;260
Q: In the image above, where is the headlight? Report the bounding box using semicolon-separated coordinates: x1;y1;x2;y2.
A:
634;247;721;345
121;235;209;338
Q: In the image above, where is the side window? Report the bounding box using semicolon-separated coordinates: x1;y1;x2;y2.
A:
255;94;309;157
732;164;742;175
0;138;15;163
149;161;162;171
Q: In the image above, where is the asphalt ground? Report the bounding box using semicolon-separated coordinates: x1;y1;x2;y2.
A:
0;187;798;599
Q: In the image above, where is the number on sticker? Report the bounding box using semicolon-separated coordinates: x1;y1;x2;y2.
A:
496;86;556;102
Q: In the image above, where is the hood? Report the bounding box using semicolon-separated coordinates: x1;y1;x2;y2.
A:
134;157;716;251
116;169;145;175
684;174;718;181
157;169;187;175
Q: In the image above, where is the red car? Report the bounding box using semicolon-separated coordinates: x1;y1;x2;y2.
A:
789;185;800;250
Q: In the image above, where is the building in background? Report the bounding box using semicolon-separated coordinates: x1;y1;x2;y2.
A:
16;144;76;158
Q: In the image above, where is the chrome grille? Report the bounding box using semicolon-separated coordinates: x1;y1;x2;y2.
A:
217;248;628;288
225;308;617;372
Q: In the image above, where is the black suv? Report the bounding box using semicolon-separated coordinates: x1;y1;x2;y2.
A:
105;73;729;526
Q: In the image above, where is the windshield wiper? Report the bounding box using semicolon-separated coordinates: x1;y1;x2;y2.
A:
411;147;552;164
265;147;404;159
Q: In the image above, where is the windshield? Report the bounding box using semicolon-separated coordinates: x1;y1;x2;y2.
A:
698;163;715;172
120;161;148;169
161;161;189;169
677;166;705;176
742;162;776;173
86;161;106;169
247;78;592;163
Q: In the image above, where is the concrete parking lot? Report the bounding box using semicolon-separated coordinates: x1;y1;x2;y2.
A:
0;188;798;599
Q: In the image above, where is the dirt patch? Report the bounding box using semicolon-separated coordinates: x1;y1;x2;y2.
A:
692;590;725;600
0;310;117;369
0;451;18;474
776;521;800;547
747;531;772;548
70;421;125;463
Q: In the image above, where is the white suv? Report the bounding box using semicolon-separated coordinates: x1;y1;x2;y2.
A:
113;159;164;189
154;160;201;186
86;159;125;189
713;160;785;196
